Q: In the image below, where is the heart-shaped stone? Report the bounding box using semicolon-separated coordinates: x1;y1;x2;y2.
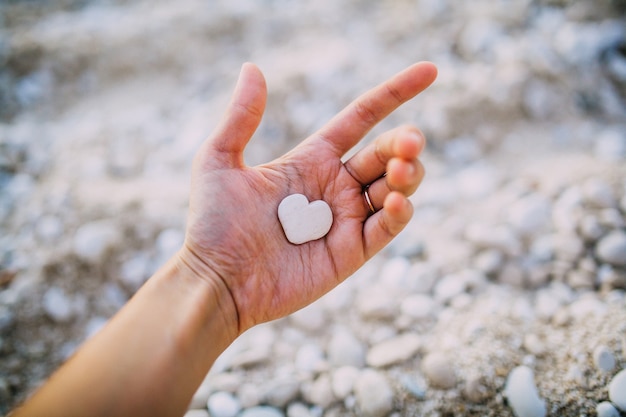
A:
278;193;333;245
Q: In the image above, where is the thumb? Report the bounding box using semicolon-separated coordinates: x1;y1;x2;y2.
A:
207;63;267;168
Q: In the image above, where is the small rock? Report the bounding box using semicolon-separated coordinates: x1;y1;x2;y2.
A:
593;345;616;372
498;263;526;288
286;403;314;417
302;373;335;408
566;270;595;290
295;343;326;373
356;286;397;319
354;369;394;417
238;383;261;408
290;303;326;332
504;366;546;417
582;178;616;208
596;231;626;267
596;401;620;417
73;219;121;262
434;273;467;303
327;329;366;367
508;194;551;236
207;391;241;417
239;406;285;417
609;368;626;411
594;129;626;161
463;376;490;403
43;287;73;322
564;364;586;386
473;249;504;275
421;352;456;389
523;334;545;356
119;253;151;290
366;333;421;368
400;294;436;320
35;215;64;242
578;215;604;241
264;377;300;408
331;366;360;399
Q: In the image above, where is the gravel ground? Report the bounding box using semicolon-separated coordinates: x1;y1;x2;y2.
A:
1;0;626;416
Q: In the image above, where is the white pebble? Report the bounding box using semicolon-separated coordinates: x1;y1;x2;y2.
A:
596;231;626;267
239;406;285;417
207;391;241;417
609;369;626;411
302;374;335;408
290;303;326;332
327;329;365;367
264;377;300;408
504;366;546;417
295;343;326;373
331;366;360;399
286;403;313;417
367;333;421;368
43;287;73;322
421;352;456;389
354;369;394;417
596;401;620;417
73;220;120;262
400;294;436;319
593;345;616;372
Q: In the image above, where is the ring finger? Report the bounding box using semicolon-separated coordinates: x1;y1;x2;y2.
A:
364;158;425;212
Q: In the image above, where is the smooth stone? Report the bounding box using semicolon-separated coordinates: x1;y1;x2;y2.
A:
290;304;326;332
582;178;616;208
302;373;335;408
593;345;616;372
421;352;456;389
596;401;620;417
207;391;241;417
507;194;551;236
264;377;300;408
239;406;285;417
73;219;121;262
295;343;326;373
354;369;394;417
238;383;261;408
504;366;546;417
278;194;333;245
609;369;626;411
331;366;360;399
43;287;73;322
286;403;314;417
328;329;366;368
596;231;626;267
366;333;421;368
400;294;436;319
463;376;490;403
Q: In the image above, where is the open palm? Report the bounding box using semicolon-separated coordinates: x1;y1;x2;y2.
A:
181;62;437;334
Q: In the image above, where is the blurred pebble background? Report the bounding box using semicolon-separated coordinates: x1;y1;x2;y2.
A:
1;0;626;415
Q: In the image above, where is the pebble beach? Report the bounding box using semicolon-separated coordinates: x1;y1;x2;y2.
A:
1;0;626;416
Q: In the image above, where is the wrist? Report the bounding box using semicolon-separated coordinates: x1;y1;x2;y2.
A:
174;245;241;340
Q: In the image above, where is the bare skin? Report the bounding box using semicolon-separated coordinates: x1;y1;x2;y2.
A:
11;61;437;417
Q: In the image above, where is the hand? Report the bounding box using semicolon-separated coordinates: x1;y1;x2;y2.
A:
180;62;437;334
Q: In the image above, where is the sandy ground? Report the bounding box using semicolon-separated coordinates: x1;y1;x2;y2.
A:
1;0;626;415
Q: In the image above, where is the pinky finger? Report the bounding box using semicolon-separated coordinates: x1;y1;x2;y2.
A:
363;191;414;259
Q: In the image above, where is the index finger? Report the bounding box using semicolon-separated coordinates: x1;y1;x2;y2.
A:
312;62;437;157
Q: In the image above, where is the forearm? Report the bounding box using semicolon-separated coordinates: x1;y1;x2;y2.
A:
12;253;239;417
